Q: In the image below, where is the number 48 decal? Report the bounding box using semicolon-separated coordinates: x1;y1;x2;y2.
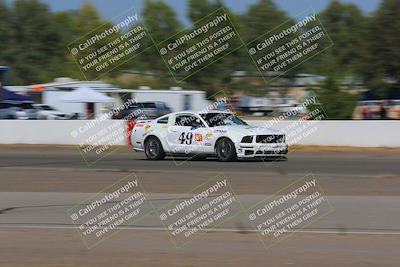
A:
179;132;193;145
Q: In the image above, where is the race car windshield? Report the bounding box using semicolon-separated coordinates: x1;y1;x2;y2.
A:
200;113;248;127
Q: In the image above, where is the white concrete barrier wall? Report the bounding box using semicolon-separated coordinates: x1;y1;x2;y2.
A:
0;120;126;145
0;120;399;147
247;120;400;147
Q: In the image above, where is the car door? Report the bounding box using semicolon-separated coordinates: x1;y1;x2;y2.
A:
166;113;207;154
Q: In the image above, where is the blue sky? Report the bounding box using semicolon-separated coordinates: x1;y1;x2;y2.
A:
6;0;381;24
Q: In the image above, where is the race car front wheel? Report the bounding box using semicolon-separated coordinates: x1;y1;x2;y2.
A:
144;136;165;160
215;138;237;162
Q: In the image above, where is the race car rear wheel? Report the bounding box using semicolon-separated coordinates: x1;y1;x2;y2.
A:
144;136;165;160
215;138;237;162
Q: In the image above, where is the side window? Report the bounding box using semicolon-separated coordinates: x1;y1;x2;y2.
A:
175;114;204;127
157;116;169;124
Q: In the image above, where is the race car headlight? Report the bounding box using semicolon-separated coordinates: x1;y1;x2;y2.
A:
241;136;253;143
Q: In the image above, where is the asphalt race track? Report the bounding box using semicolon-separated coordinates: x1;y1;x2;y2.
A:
1;146;400;266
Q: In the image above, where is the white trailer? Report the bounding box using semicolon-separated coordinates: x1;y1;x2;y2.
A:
10;77;211;117
129;89;209;112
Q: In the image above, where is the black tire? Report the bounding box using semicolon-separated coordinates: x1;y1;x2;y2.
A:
144;136;165;160
215;138;237;162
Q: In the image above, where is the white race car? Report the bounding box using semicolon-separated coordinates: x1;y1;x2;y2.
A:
131;111;288;161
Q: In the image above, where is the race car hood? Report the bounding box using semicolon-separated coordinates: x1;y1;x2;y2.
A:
211;125;284;136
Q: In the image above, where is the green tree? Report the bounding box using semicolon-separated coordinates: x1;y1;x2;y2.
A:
188;0;223;22
306;1;367;77
67;3;124;80
50;11;83;80
236;0;293;76
135;0;182;72
184;0;241;95
0;0;12;64
310;75;359;119
362;0;400;96
7;0;69;83
241;0;291;43
70;2;104;36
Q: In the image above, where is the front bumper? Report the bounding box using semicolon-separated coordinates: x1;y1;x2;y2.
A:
236;143;288;158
